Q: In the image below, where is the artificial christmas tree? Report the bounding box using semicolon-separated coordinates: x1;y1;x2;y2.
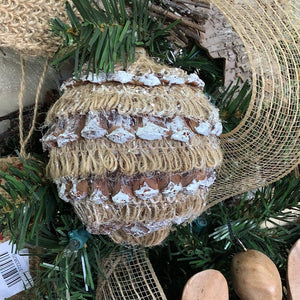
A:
0;0;298;298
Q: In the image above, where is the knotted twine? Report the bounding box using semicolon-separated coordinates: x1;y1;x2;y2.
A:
17;55;49;158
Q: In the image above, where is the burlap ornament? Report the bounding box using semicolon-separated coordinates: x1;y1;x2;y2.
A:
43;48;223;246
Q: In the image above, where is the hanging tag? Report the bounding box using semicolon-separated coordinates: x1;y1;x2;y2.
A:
0;241;33;300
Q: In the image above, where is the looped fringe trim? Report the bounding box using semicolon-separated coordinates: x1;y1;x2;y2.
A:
73;189;205;224
45;83;214;124
72;190;206;246
46;137;223;179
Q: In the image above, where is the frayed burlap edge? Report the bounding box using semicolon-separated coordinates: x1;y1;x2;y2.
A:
72;190;205;238
110;227;171;247
127;47;186;76
45;83;214;124
73;190;205;224
46;137;223;179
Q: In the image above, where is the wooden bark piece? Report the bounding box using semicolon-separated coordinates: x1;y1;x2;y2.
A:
199;4;251;86
157;0;251;86
287;239;300;300
231;249;282;300
181;269;229;300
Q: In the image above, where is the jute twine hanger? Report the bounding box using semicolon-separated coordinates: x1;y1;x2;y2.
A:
17;54;50;158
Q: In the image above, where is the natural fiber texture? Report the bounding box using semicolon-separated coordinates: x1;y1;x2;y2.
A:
127;47;186;76
73;191;204;225
0;0;67;56
73;189;205;245
18;55;49;158
46;83;212;124
207;0;300;207
17;56;26;157
110;228;171;247
44;50;222;246
0;157;21;173
45;47;210;123
46;137;222;179
21;57;49;157
96;247;167;299
0;157;22;204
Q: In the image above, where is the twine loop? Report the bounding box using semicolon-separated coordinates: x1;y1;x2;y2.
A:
18;55;49;158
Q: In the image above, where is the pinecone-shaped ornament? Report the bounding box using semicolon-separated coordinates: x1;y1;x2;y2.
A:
42;48;223;246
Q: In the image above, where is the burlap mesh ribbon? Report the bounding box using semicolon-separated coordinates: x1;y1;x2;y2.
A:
206;0;300;207
96;248;167;300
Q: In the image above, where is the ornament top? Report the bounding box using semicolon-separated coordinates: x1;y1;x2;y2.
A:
61;48;205;91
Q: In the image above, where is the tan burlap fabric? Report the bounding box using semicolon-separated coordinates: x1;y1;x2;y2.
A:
96;247;167;300
0;157;22;204
206;0;300;207
0;0;67;56
44;50;222;246
45;83;213;124
73;190;206;247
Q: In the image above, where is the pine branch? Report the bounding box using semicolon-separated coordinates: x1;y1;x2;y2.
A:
173;45;224;83
150;173;300;299
51;0;181;77
211;79;252;133
0;156;56;250
0;156;118;299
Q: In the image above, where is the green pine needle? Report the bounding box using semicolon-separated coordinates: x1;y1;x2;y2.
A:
150;172;300;299
211;78;252;133
51;0;181;77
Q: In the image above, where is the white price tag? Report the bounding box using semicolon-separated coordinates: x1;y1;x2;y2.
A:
0;241;33;300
